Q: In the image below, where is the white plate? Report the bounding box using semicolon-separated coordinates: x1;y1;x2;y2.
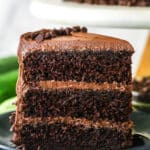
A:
30;0;150;29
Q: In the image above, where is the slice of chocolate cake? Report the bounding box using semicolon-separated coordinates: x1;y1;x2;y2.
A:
11;26;134;149
64;0;150;6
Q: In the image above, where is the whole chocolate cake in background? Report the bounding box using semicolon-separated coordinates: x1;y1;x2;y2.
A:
64;0;150;6
10;26;134;149
133;77;150;103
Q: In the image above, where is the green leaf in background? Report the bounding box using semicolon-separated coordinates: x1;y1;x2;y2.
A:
0;97;16;114
0;70;18;103
133;101;150;113
0;56;18;74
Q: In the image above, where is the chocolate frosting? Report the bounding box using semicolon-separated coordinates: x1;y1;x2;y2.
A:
18;29;134;59
14;116;133;132
18;80;132;95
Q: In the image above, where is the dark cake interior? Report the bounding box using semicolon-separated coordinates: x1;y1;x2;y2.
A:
15;123;132;150
22;88;132;122
23;50;132;83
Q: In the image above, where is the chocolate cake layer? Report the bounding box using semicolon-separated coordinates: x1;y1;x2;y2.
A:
13;121;132;150
23;50;132;83
21;88;132;122
65;0;150;6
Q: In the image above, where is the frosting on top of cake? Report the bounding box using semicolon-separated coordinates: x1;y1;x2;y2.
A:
18;27;134;57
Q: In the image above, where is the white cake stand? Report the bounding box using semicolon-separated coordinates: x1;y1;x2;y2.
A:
30;0;150;29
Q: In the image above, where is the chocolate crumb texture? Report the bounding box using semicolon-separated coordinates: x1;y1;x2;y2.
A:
23;50;132;84
22;88;132;122
13;123;133;150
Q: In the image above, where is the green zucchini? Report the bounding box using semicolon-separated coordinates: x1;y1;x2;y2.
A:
0;70;18;103
0;56;18;74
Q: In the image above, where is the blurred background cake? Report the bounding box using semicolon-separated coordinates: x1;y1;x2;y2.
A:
64;0;150;6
